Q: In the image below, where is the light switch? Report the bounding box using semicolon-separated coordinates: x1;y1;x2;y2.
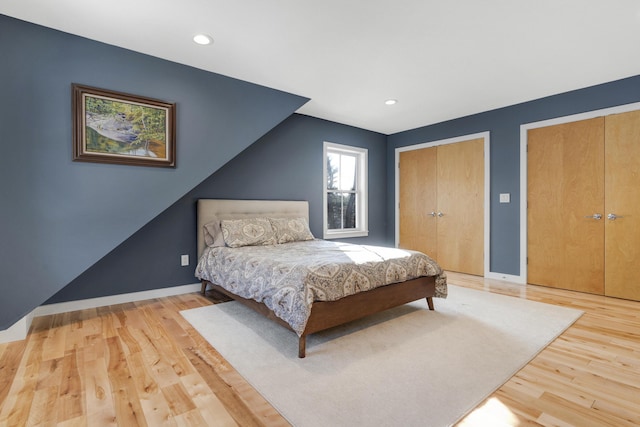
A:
181;254;189;266
499;193;510;203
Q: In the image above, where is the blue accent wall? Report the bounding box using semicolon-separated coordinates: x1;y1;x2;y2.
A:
0;15;308;328
47;114;387;303
4;13;640;327
387;75;640;276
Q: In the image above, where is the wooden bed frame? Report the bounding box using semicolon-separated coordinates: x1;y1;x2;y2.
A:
197;199;437;358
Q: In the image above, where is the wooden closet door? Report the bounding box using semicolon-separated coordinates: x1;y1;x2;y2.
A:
399;147;438;258
604;110;640;300
527;118;605;293
436;138;484;276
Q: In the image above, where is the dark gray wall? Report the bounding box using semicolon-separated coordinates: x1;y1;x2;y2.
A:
0;15;307;328
387;75;640;276
47;114;387;303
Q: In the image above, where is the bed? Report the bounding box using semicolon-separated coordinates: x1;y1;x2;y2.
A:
195;199;447;357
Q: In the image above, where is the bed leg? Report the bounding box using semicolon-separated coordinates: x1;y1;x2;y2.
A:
298;336;306;358
200;281;208;295
426;296;434;311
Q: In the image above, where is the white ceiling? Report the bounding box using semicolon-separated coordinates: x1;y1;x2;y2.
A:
3;1;640;134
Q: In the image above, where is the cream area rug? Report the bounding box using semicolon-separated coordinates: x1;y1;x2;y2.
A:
181;285;582;427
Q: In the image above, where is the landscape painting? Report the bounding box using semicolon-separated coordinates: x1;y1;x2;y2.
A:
73;84;176;167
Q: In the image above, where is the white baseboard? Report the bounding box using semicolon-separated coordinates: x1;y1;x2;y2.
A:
0;312;35;344
0;283;202;344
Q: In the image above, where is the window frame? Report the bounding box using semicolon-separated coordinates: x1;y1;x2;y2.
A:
323;141;368;239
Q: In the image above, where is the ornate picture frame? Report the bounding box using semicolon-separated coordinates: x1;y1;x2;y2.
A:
72;84;176;167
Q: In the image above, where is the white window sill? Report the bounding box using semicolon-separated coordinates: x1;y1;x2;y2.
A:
323;230;369;239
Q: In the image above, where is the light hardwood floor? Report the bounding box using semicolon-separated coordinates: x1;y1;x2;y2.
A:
0;273;638;426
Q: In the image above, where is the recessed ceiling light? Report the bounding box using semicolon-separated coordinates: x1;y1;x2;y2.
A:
193;34;213;45
384;99;397;106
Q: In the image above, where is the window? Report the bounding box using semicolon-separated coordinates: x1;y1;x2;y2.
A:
323;142;368;238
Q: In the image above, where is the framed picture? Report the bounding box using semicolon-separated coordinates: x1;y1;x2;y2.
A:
73;84;176;167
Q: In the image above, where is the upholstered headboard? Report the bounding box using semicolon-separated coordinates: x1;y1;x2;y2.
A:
197;199;310;258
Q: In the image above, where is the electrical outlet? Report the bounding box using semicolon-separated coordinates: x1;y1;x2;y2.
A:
181;254;189;266
499;193;510;203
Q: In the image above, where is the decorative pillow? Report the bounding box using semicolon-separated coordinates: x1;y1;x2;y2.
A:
221;217;277;248
269;217;315;244
203;217;225;247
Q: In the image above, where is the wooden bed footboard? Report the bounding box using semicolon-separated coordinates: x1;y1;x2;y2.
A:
201;276;436;358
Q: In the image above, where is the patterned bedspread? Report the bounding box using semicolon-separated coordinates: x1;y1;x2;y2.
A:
195;240;447;336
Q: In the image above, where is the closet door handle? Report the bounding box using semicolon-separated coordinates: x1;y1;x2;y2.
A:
585;213;602;220
607;213;623;221
428;211;436;217
437;212;444;217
